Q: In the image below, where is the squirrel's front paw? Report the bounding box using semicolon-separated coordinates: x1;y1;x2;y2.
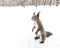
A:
32;29;34;32
35;32;37;34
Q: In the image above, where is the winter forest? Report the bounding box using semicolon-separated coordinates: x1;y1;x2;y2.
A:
0;0;60;48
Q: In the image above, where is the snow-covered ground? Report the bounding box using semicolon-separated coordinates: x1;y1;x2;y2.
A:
0;6;60;48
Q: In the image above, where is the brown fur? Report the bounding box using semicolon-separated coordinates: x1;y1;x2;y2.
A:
31;12;52;43
45;31;52;37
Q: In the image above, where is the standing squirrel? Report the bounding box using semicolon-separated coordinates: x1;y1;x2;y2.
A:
31;12;52;43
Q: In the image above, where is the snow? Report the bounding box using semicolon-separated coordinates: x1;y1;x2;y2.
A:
0;6;60;48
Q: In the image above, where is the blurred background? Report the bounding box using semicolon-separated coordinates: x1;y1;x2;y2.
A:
0;6;60;48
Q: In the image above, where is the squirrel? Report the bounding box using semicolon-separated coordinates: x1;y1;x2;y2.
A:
31;12;52;43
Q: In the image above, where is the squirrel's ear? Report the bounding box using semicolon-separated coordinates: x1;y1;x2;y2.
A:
36;12;40;18
33;12;35;15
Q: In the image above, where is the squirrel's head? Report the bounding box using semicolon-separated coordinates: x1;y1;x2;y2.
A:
31;12;40;21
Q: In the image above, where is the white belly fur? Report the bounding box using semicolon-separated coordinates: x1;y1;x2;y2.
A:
34;21;39;29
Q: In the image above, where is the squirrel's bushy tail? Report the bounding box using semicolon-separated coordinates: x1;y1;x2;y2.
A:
45;31;53;37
